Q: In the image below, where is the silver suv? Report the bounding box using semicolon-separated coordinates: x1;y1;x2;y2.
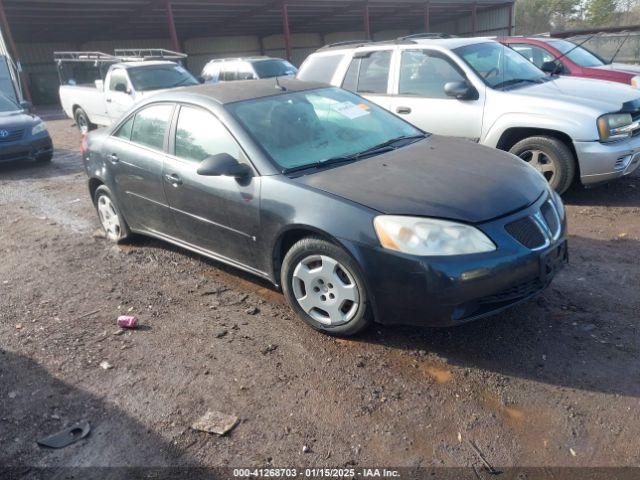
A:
298;37;640;193
201;57;297;83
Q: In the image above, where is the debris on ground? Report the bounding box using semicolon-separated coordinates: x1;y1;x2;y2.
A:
245;306;259;315
191;410;239;436
99;361;113;370
37;421;91;449
117;315;139;329
215;329;228;338
302;445;311;453
468;440;499;474
262;344;278;355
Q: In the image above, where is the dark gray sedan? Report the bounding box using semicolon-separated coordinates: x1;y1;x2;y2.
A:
83;78;567;336
0;95;53;164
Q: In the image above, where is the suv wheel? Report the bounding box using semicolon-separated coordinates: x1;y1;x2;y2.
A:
281;237;371;336
509;136;576;194
94;186;130;243
74;107;95;134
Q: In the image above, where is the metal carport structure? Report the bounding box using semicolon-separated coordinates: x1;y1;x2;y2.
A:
0;0;515;104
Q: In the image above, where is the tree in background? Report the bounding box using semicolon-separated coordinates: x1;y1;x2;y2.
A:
515;0;582;34
585;0;620;25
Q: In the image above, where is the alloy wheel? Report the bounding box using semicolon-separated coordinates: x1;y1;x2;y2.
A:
97;195;121;241
519;149;557;183
291;254;360;326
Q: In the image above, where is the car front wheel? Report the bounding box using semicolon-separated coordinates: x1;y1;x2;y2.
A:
281;237;371;336
93;185;130;243
509;135;576;194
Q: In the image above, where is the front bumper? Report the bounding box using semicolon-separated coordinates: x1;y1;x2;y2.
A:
345;195;568;327
0;134;53;164
575;135;640;185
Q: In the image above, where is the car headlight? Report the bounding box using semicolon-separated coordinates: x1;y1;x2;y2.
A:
631;76;640;89
31;121;47;136
597;113;635;142
373;216;496;256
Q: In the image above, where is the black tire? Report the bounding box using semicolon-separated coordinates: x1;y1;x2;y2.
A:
281;236;372;336
36;151;53;163
74;107;95;134
93;185;131;243
509;135;576;194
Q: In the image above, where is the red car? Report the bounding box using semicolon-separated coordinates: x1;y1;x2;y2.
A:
499;36;640;89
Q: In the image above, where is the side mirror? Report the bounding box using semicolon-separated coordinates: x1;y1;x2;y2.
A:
114;83;130;94
540;61;558;74
197;76;206;84
95;79;104;91
197;153;251;179
20;100;33;112
444;81;477;100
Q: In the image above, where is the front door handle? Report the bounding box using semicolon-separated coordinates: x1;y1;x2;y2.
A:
165;173;183;187
396;106;412;115
106;98;112;103
107;153;119;163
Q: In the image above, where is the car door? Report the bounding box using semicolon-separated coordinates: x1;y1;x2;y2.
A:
162;104;260;267
106;68;135;124
386;48;484;140
106;103;176;234
341;48;396;113
509;43;568;75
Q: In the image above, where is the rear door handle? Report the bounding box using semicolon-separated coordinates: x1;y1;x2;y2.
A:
396;106;412;114
165;173;183;187
107;153;119;163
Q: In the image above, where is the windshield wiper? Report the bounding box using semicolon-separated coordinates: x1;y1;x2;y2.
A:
282;134;426;174
493;78;543;90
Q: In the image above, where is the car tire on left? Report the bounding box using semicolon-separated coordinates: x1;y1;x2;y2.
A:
93;185;131;243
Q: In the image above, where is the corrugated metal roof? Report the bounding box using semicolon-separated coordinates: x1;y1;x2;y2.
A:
2;0;514;43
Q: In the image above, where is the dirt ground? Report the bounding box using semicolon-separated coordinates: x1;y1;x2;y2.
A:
1;119;639;471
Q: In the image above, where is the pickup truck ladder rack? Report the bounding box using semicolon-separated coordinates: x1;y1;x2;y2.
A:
54;51;121;64
114;49;187;61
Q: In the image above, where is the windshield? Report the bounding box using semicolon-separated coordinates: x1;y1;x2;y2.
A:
253;59;298;78
0;94;20;112
455;42;546;89
547;39;605;67
227;87;422;171
128;64;198;91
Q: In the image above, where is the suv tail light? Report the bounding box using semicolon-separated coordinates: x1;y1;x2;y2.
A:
80;134;88;158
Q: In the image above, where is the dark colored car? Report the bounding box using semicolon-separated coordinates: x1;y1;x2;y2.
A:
83;78;567;336
0;95;53;164
500;37;640;88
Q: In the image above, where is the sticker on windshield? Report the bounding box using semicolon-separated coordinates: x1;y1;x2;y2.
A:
333;101;370;119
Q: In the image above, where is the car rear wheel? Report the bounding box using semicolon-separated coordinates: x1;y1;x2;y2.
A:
509;136;576;194
281;237;371;336
93;186;130;243
74;107;95;134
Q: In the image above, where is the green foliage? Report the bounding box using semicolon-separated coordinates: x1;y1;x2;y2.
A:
585;0;619;25
516;0;581;35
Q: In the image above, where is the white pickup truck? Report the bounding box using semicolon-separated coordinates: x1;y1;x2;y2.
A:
56;52;199;132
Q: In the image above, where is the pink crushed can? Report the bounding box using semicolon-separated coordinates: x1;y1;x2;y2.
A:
117;315;138;329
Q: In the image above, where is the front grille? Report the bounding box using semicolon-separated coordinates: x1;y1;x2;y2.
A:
505;217;546;249
0;129;25;143
541;201;560;239
479;278;544;304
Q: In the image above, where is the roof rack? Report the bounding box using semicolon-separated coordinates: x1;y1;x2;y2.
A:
319;39;372;50
54;49;187;64
53;51;121;64
114;48;187;61
397;33;457;41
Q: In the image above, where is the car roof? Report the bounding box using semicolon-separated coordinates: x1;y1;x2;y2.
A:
319;36;496;53
205;56;287;65
153;77;329;105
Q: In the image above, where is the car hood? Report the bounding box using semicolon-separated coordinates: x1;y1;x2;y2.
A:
291;136;547;223
513;75;640;112
591;63;640;76
0;111;38;128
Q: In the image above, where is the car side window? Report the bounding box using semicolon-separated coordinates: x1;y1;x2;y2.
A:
114;115;134;140
510;43;556;69
238;63;256;80
399;50;465;98
221;65;238;81
174;106;243;163
129;104;174;151
342;50;391;94
109;69;129;92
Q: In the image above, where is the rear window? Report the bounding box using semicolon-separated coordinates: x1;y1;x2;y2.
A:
297;53;344;83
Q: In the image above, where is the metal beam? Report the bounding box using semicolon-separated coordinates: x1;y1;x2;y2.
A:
0;0;31;102
363;2;371;40
471;1;477;35
424;1;430;32
508;1;513;35
164;0;180;51
282;3;292;61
